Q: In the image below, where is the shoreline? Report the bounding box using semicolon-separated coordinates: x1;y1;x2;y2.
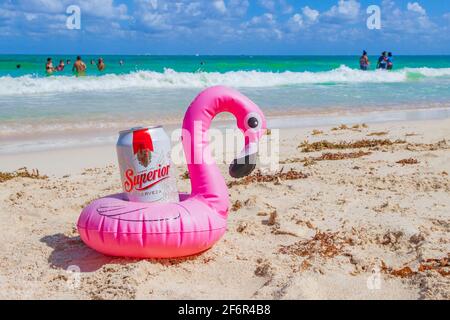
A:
1;104;450;155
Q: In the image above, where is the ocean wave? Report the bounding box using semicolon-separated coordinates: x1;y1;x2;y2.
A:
0;65;449;96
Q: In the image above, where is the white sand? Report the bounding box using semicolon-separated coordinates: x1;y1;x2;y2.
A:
0;118;449;299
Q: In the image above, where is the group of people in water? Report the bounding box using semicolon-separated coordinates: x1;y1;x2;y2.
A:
359;51;394;71
40;53;395;75
45;56;112;76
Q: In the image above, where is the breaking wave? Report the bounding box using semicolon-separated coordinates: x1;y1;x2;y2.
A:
1;65;450;96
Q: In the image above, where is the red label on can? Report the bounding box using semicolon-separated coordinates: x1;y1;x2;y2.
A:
132;129;154;154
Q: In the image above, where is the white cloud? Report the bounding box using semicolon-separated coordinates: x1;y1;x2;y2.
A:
258;0;292;14
228;0;249;16
77;0;129;20
287;13;304;31
286;6;319;32
213;0;227;14
16;0;65;13
258;0;275;11
279;0;293;14
407;2;426;15
302;6;319;22
246;13;276;27
324;0;361;21
379;0;436;37
240;12;283;40
11;0;129;19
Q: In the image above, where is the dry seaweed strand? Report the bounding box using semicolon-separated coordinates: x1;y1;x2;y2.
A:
281;150;372;165
279;231;350;259
267;210;278;226
405;139;448;151
367;131;388;137
227;168;308;187
396;158;419;165
331;124;367;132
0;167;47;183
180;171;190;180
316;151;371;161
381;254;449;278
299;139;406;153
418;255;449;277
231;200;243;212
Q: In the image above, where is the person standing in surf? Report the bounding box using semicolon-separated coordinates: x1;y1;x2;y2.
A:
359;50;370;70
72;56;87;76
97;58;106;71
377;52;388;70
387;52;394;70
45;58;55;75
56;60;65;71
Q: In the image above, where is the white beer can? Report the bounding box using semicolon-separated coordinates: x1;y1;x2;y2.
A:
116;126;179;203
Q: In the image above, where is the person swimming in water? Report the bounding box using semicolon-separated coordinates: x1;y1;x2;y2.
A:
72;56;87;76
387;52;394;70
46;57;55;75
97;58;105;71
56;60;65;71
359;50;370;70
377;51;388;70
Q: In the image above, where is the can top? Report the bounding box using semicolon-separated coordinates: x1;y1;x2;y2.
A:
119;125;163;135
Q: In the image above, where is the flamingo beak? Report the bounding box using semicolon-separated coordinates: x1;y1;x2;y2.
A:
229;142;258;179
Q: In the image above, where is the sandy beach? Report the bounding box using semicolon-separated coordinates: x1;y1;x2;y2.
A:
0;117;449;300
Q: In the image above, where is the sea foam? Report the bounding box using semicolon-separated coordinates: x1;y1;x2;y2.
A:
0;65;450;96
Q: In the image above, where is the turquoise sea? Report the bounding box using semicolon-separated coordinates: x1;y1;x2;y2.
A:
1;55;450;153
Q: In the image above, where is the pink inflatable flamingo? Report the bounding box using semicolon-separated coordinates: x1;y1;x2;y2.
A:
77;86;267;258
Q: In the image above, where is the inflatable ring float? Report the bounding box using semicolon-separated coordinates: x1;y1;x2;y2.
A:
77;86;267;258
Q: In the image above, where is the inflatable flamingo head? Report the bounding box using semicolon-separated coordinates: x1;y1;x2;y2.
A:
182;86;267;179
228;92;267;178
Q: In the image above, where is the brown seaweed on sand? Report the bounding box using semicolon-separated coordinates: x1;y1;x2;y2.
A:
281;151;372;165
0;167;47;183
405;139;448;151
331;124;367;132
227;168;308;187
418;255;450;277
180;171;190;180
390;267;416;278
299;139;406;153
267;210;278;226
381;254;449;278
231;200;243;212
396;158;419;165
279;231;350;259
367;131;388;137
315;151;372;161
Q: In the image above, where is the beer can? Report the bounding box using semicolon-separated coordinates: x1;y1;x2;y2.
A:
116;126;179;203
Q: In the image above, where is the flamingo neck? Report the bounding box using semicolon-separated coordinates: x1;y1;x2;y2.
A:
182;99;229;216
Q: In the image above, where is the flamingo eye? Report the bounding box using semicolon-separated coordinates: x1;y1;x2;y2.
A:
247;117;259;129
245;112;262;131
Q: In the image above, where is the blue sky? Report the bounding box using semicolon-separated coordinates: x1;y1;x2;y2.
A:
0;0;449;54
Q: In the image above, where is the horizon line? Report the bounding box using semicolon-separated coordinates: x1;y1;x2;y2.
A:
1;53;450;57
